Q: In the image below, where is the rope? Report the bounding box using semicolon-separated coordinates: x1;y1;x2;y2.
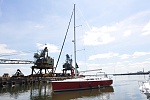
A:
54;9;74;73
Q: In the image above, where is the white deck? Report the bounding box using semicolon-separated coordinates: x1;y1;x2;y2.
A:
52;76;112;82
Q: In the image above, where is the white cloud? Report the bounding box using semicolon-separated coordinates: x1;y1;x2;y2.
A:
0;44;28;57
123;30;131;37
142;20;150;35
34;24;45;29
36;43;60;53
89;51;150;60
78;60;150;74
0;44;17;54
83;26;116;45
78;61;128;74
132;51;150;58
83;10;150;46
120;54;131;59
146;58;150;61
89;52;119;60
119;51;150;59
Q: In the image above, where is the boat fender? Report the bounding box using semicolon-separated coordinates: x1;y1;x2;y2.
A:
98;85;100;88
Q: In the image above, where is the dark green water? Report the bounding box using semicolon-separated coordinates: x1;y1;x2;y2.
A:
0;75;149;100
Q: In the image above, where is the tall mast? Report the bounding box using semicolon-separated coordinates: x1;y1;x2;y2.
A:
73;4;77;78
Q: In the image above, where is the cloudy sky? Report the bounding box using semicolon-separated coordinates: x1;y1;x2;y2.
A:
0;0;150;76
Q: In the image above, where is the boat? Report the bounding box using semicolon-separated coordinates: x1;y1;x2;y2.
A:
51;4;113;92
52;73;113;92
139;80;150;94
139;74;150;95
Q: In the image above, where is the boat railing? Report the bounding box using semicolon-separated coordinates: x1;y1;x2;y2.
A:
96;72;108;77
83;72;109;81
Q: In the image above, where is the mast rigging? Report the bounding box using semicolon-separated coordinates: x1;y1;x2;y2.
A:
54;7;74;73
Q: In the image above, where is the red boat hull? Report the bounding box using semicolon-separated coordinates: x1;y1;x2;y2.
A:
52;80;113;92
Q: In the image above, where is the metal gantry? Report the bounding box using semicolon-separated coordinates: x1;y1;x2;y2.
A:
0;59;34;64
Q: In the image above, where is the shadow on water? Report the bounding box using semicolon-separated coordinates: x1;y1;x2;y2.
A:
0;83;114;100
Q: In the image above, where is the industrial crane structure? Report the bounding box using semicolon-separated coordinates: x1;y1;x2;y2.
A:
0;47;55;77
0;47;77;77
31;47;54;76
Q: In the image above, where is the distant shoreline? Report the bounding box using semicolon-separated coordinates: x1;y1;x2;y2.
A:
113;72;149;76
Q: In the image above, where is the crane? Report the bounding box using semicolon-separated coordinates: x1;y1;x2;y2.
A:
0;59;34;64
0;47;55;77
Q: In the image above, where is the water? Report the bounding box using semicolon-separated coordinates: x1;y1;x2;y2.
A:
0;75;149;100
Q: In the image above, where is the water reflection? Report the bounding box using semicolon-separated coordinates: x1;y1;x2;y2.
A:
30;84;52;100
0;83;52;100
1;75;150;100
0;85;29;99
52;86;114;100
0;83;114;100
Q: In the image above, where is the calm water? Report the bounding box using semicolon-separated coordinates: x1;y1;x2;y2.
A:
0;75;149;100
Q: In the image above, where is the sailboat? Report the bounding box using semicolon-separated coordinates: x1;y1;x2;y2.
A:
51;4;113;92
